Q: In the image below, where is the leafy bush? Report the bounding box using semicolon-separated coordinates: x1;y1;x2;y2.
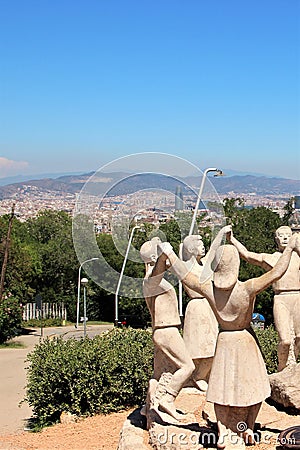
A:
25;327;153;427
0;296;23;344
22;318;65;328
254;325;279;374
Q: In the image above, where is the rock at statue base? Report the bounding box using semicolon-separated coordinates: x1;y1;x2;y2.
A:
118;385;300;449
60;411;77;424
148;387;206;449
147;387;249;450
118;409;146;450
269;363;300;410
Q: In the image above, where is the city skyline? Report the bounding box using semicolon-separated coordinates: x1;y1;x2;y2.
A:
0;1;299;180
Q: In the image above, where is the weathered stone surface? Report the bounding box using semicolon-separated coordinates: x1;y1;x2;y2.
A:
269;363;300;410
118;388;300;450
117;408;148;450
59;411;77;424
148;388;214;450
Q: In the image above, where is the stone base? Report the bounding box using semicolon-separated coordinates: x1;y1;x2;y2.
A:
118;388;300;450
269;363;300;411
118;408;148;450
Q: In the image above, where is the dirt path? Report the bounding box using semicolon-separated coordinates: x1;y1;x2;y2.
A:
0;325;113;435
0;344;33;435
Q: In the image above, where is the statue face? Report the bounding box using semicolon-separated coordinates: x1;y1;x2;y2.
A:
275;227;292;251
190;236;205;257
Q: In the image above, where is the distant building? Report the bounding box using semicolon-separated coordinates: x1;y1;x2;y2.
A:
295;196;300;210
290;195;300;232
175;186;184;211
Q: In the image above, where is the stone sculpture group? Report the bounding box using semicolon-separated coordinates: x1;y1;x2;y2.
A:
140;225;300;448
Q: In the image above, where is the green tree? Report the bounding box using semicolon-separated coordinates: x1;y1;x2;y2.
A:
227;203;282;323
282;197;295;226
0;214;37;302
26;211;78;319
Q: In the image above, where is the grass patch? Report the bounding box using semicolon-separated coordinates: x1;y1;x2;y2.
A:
81;321;113;326
0;340;25;349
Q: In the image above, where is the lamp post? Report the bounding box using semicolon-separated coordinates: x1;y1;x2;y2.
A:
81;277;88;337
189;167;224;235
178;167;224;321
76;257;99;329
114;225;140;327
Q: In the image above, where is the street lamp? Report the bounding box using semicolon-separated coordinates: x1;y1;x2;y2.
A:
179;167;224;321
81;277;88;337
189;167;224;235
76;257;99;329
114;225;141;327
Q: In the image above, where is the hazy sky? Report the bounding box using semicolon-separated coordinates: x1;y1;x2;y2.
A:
0;0;299;179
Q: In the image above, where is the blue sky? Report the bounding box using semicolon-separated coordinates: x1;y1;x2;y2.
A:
0;0;299;180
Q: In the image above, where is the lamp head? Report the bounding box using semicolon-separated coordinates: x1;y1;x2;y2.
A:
81;277;89;285
214;169;225;177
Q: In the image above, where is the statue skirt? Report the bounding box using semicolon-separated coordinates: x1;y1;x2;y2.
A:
206;329;271;407
183;298;218;359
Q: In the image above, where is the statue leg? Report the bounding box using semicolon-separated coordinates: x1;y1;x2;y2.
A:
192;357;213;391
146;377;158;409
294;334;300;362
242;403;261;445
214;403;261;447
293;296;300;362
141;377;159;429
214;404;229;449
154;328;194;420
274;299;292;371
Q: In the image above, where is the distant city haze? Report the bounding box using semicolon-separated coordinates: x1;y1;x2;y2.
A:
0;170;298;224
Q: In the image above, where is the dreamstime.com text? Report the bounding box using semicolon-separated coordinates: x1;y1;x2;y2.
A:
156;428;296;447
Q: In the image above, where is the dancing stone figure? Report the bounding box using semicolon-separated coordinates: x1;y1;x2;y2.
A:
158;232;299;448
229;226;300;371
140;239;194;422
181;226;231;391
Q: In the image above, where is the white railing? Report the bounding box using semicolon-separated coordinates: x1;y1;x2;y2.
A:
22;302;67;321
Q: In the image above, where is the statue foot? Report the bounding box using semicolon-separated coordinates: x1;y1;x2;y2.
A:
195;379;208;392
243;429;256;445
217;435;226;449
217;420;227;449
158;396;182;421
140;404;147;416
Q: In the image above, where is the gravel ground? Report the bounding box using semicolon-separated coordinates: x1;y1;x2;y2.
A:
1;398;299;449
0;410;137;450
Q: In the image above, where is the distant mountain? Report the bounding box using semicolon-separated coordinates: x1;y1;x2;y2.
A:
0;172;86;187
202;175;300;196
0;172;299;200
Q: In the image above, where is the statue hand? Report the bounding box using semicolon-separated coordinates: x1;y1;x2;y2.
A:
294;233;300;255
158;242;173;257
288;233;298;249
222;224;232;241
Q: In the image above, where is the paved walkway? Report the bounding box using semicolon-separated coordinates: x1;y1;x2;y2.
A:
0;324;113;435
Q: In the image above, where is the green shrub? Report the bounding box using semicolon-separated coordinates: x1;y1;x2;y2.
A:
22;318;65;328
25;327;153;427
254;325;279;374
0;296;23;344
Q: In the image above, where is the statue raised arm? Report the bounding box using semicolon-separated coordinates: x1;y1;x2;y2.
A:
228;226;300;371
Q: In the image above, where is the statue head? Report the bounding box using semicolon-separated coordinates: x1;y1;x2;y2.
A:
212;245;240;290
275;226;293;252
182;235;205;261
140;238;160;264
